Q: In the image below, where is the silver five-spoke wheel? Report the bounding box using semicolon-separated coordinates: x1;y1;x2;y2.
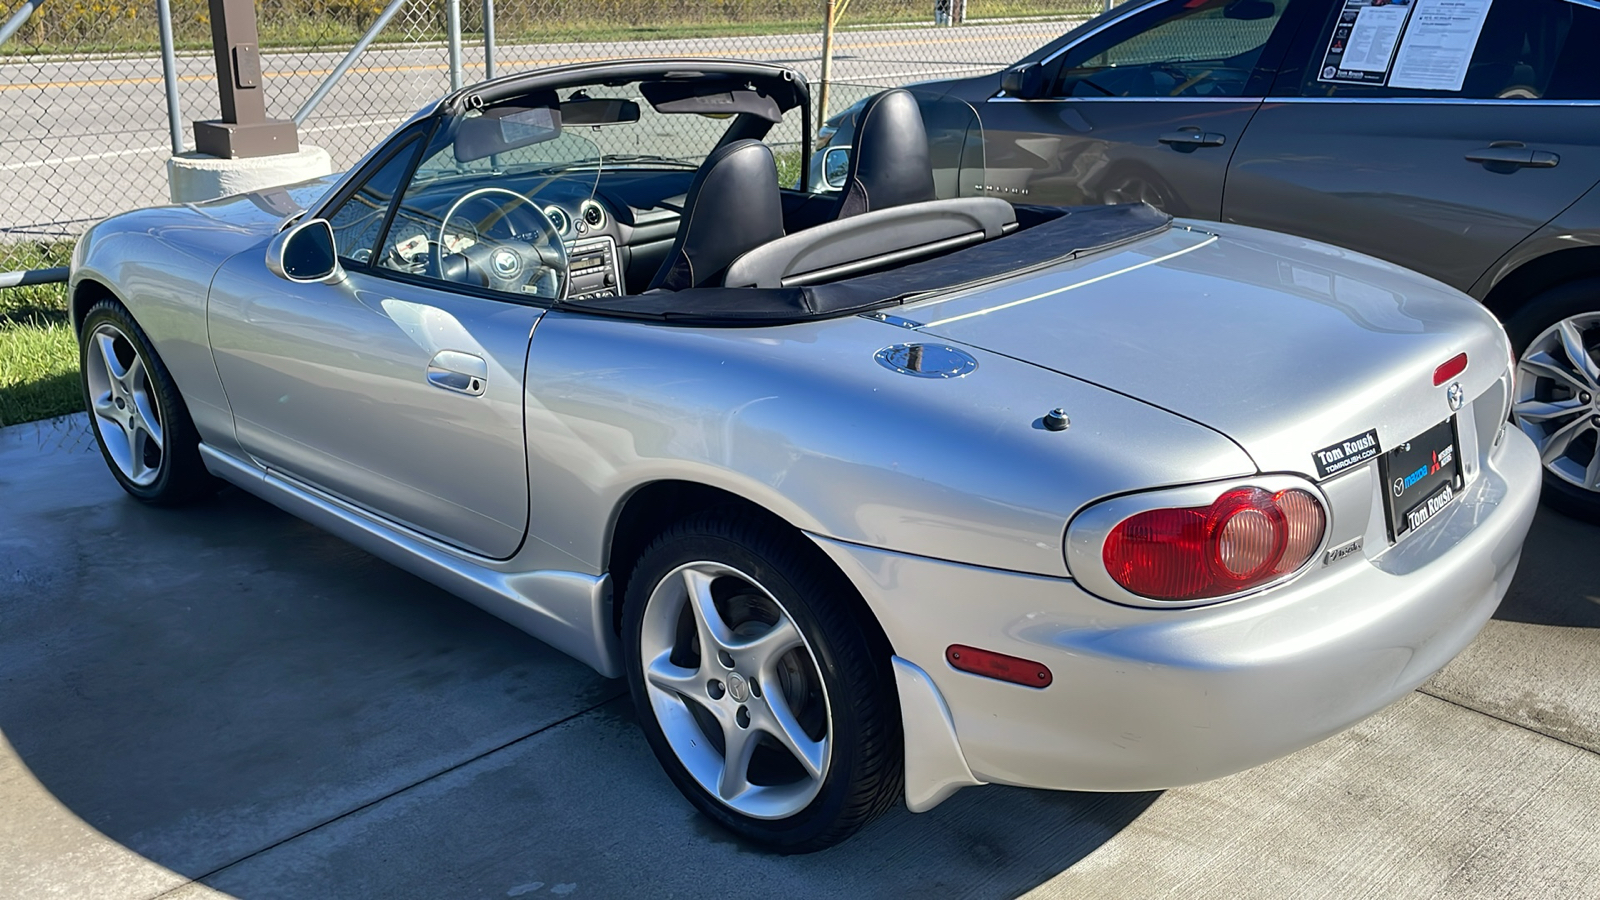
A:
84;322;165;486
639;561;832;820
1514;311;1600;493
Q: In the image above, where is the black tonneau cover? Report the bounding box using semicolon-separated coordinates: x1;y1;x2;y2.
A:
561;203;1171;326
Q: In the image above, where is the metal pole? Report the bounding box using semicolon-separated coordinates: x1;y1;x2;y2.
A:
447;0;463;91
295;0;411;125
0;0;45;48
818;0;836;127
0;267;68;289
482;0;496;80
1104;0;1113;11
156;0;184;154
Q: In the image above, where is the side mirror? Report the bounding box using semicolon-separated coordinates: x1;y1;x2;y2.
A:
267;218;344;284
823;146;851;190
1000;62;1047;99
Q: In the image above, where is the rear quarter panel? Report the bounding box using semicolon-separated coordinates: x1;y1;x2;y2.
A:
519;310;1258;578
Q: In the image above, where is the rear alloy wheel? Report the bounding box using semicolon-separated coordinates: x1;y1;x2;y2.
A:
622;512;901;852
1508;281;1600;523
79;299;215;506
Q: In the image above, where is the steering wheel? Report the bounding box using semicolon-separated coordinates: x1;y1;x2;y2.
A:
436;187;569;298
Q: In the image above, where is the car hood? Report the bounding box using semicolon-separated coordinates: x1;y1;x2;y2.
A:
184;173;344;233
906;220;1513;476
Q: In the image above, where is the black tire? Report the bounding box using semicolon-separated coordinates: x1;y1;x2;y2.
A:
621;509;903;853
1503;277;1600;524
79;298;217;506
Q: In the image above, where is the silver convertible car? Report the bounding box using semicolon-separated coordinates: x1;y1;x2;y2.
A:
70;60;1540;851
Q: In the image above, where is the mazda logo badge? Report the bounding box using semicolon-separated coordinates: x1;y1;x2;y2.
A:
491;248;520;278
1447;382;1465;411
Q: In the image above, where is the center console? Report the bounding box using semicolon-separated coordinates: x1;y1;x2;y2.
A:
567;236;622;300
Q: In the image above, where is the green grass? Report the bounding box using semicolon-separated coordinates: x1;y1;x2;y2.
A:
0;243;81;429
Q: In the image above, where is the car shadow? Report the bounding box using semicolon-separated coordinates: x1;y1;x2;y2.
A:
0;441;1155;899
1491;508;1600;629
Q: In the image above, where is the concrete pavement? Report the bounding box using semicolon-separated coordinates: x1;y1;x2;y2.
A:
2;413;1597;899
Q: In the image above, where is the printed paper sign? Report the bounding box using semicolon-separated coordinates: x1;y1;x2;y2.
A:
1388;0;1495;91
1317;0;1416;85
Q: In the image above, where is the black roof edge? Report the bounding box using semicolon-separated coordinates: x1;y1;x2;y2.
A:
438;58;812;115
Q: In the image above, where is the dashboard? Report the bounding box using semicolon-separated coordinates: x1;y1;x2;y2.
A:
376;169;679;299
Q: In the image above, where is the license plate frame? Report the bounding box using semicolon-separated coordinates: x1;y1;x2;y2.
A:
1378;416;1465;542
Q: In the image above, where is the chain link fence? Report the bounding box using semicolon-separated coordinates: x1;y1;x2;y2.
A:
1;0;1099;257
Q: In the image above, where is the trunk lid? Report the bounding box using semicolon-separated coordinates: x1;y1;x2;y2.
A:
906;221;1512;478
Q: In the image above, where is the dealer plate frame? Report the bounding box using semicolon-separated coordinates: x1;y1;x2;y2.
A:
1378;415;1465;543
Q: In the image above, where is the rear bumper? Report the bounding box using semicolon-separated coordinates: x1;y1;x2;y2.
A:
812;429;1541;795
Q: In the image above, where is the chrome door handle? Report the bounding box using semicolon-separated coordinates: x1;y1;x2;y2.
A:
1466;146;1560;171
1158;130;1226;150
426;349;487;396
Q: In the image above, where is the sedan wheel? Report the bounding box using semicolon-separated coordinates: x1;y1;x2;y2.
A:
622;511;902;852
1514;311;1600;498
79;299;216;506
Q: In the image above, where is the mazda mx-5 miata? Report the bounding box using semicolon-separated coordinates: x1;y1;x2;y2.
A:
69;59;1540;851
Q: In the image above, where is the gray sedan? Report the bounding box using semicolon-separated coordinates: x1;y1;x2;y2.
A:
69;60;1539;851
840;0;1600;521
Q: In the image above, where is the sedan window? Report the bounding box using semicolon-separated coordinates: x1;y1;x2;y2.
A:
1050;0;1289;98
1294;0;1600;100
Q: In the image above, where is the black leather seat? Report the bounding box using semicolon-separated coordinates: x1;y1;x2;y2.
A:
834;88;937;220
646;139;785;291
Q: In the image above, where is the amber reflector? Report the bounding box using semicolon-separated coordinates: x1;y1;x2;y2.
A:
946;644;1053;688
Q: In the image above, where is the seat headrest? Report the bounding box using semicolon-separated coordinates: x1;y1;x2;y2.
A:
646;139;786;291
838;89;937;219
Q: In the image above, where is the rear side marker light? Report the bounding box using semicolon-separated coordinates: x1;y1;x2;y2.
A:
1103;487;1327;602
1434;352;1468;386
946;645;1053;689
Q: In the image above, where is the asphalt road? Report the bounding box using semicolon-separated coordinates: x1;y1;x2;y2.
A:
2;412;1597;899
0;22;1070;238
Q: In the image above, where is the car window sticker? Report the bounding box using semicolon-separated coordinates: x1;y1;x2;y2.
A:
1316;0;1417;86
1388;0;1496;91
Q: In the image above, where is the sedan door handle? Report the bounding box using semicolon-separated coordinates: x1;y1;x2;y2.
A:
1158;130;1226;150
426;349;487;396
1465;146;1560;171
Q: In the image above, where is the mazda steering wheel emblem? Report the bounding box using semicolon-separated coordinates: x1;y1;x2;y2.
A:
491;247;520;279
1447;382;1465;411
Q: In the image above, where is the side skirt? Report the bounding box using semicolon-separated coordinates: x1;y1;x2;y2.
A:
199;443;623;678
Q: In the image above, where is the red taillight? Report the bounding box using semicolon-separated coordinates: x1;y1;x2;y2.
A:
1434;352;1468;386
1102;487;1327;601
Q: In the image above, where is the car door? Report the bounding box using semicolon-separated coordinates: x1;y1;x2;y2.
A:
977;0;1310;218
1225;0;1600;293
207;125;544;560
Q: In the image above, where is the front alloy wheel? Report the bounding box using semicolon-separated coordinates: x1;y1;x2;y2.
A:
84;321;165;486
79;298;215;506
622;512;902;852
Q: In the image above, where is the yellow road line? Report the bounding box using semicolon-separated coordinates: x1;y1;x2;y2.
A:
0;30;1055;92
